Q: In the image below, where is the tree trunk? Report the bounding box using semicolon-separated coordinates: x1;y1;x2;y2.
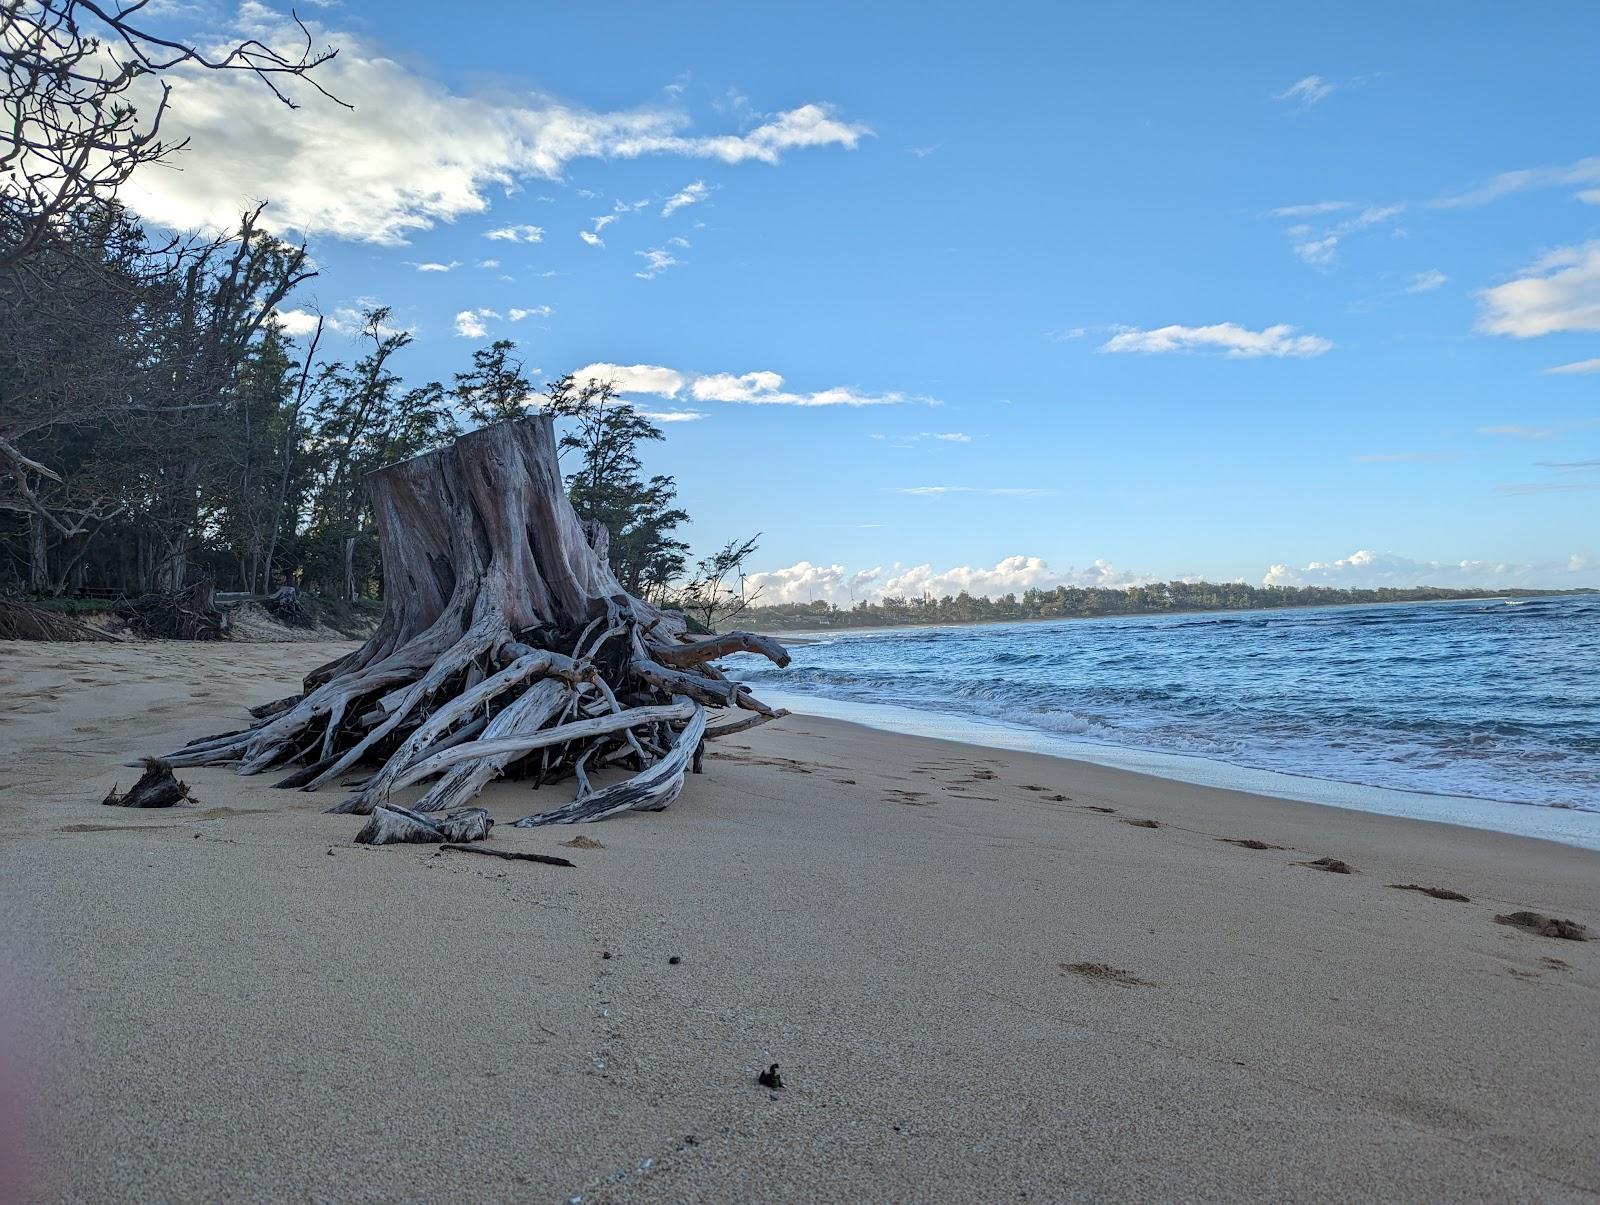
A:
26;512;48;594
160;415;790;826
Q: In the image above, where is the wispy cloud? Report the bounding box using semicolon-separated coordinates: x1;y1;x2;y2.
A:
1496;481;1600;495
634;247;681;279
1353;451;1458;463
1478;424;1557;439
896;485;1053;496
1279;204;1404;267
1101;322;1332;358
1269;201;1353;218
578;230;604;248
1478;242;1600;337
871;432;972;445
119;15;870;245
1430;155;1600;209
407;259;460;273
1276;75;1335;107
569;362;932;408
1406;269;1448;293
507;305;551;321
1535;458;1600;468
1544;358;1600;375
661;180;710;217
1048;326;1087;342
485;224;544;243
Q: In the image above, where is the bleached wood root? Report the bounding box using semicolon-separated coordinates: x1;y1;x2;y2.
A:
152;415;787;828
513;706;707;826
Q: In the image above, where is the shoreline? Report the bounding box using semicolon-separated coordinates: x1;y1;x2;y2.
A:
753;688;1600;852
2;638;1597;1200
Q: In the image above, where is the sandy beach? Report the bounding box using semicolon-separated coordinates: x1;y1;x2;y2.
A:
1;637;1596;1202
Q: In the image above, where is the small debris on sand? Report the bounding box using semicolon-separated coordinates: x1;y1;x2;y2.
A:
1299;857;1354;874
561;835;605;850
1219;837;1286;851
1390;883;1470;902
1494;911;1590;941
757;1063;783;1090
668;955;682;965
1060;962;1152;987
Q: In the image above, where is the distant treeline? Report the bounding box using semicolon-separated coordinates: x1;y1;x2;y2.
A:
744;582;1586;631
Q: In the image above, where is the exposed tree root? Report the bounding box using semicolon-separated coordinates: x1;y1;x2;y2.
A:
157;416;787;827
0;600;117;642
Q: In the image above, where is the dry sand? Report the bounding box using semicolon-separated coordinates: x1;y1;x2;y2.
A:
1;638;1597;1202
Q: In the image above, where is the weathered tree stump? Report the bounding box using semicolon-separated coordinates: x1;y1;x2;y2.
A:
160;415;788;825
103;758;191;808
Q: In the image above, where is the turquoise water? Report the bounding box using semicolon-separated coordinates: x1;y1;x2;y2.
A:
729;595;1600;841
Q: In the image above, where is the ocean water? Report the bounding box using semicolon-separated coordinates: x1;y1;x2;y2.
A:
728;595;1600;842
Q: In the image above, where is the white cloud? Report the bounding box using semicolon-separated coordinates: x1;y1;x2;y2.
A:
1048;326;1086;342
409;259;460;272
454;308;499;338
578;230;604;247
118;15;869;245
590;214;617;233
744;555;1150;606
1544;358;1600;375
1478;242;1600;337
485;224;544;243
1276;75;1334;107
635;247;681;279
570;362;927;407
1262;548;1596;588
1431;155;1600;209
571;362;689;396
637;409;704;423
667;235;691;249
476;258;499;268
273;308;323;336
662;180;710;217
507;305;551;321
1100;322;1332;358
1406;269;1448;293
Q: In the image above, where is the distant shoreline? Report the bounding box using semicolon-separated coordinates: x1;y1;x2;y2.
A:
749;589;1591;640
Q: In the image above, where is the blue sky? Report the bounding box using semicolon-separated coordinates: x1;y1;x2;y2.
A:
130;1;1600;601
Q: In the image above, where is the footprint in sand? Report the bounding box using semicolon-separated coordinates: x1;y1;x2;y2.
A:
1060;962;1153;987
1081;805;1117;814
1218;837;1287;851
1298;856;1355;874
1121;818;1161;829
885;788;935;807
1389;883;1470;902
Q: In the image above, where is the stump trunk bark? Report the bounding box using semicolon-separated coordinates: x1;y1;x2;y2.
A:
161;415;789;825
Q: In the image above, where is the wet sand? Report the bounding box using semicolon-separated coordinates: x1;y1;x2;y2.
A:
1;639;1596;1201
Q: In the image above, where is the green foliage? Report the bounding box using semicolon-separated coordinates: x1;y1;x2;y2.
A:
543;375;689;599
745;582;1583;631
453;339;534;427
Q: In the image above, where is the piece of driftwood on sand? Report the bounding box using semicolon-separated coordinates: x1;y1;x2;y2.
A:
157;415;789;827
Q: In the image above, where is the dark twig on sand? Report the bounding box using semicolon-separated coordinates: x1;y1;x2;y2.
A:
439;844;575;868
